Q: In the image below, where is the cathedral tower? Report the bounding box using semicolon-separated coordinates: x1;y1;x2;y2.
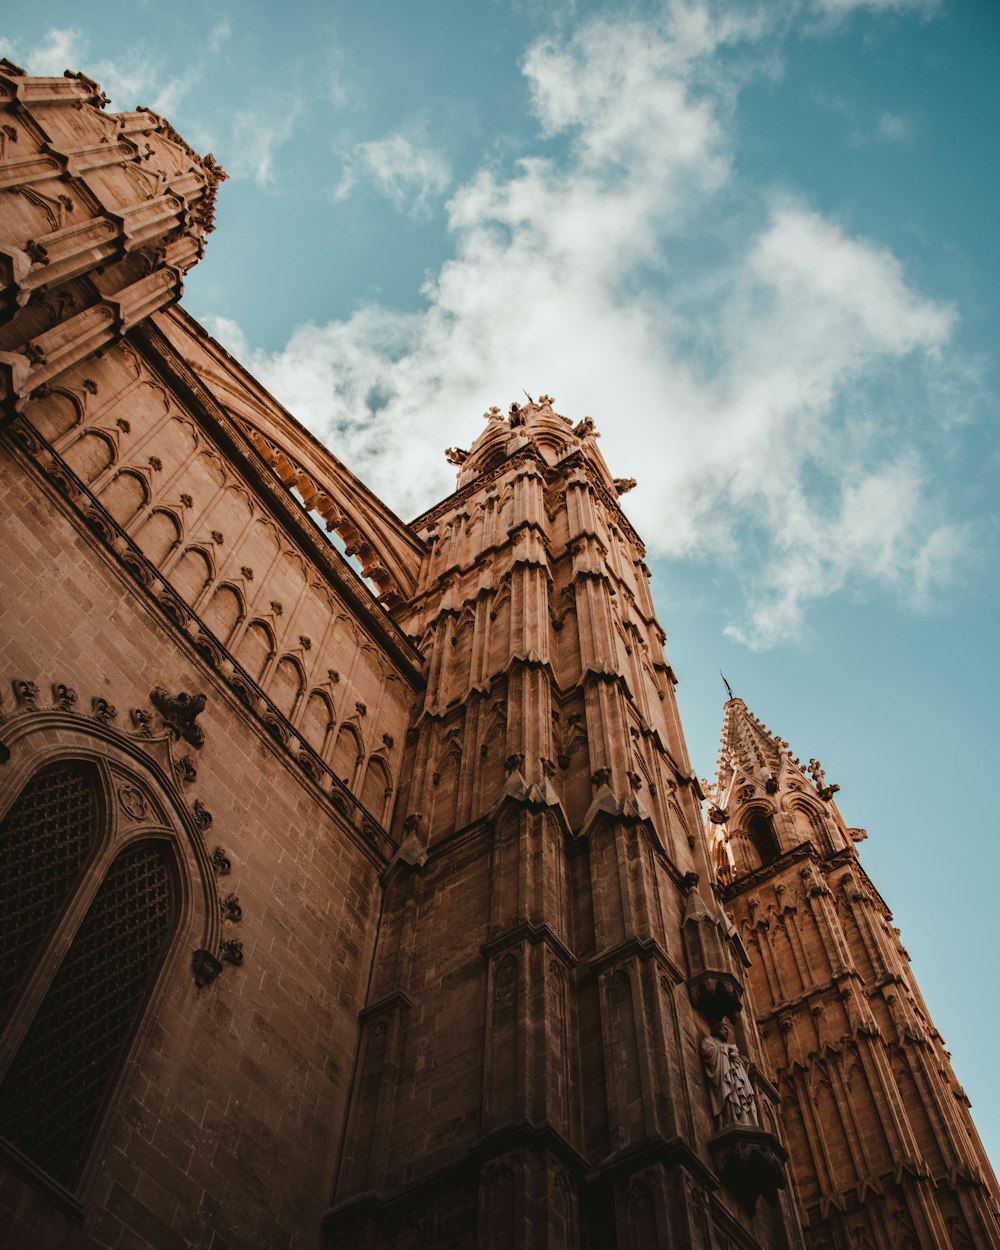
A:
324;402;803;1249
706;697;1000;1250
2;62;997;1250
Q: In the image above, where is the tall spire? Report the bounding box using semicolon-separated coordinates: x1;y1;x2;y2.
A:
706;697;852;885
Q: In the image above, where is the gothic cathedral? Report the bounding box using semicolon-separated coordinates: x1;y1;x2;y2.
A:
0;64;996;1250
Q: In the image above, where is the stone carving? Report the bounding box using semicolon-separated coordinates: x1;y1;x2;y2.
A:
444;447;468;465
118;784;147;820
130;707;153;736
52;682;77;710
800;861;830;897
241;565;254;581
116;417;130;433
808;758;840;801
221;893;242;922
211;846;232;875
211;530;224;544
175;755;197;784
382;733;394;749
504;753;525;775
180;493;194;508
150;688;207;748
149;456;163;472
701;1020;759;1131
193;799;212;829
614;477;637;495
192;948;222;988
91;697;117;725
11;679;38;710
220;939;244;966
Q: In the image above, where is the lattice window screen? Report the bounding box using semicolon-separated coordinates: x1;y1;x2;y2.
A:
0;840;178;1187
0;762;98;1018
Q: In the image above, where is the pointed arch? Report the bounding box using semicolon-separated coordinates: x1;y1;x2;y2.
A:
608;969;643;1140
237;619;275;683
62;430;116;485
0;719;220;1196
0;761;104;1021
170;546;214;604
202;583;245;646
299;690;334;758
359;754;392;825
744;808;780;867
134;508;182;565
268;655;304;720
28;388;83;446
330;722;363;789
0;837;179;1188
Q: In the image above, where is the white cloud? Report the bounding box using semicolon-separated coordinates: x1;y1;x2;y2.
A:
335;134;452;219
208;18;232;54
877;110;911;142
0;26;194;113
208;0;966;649
810;0;940;15
8;26;85;76
229;103;301;190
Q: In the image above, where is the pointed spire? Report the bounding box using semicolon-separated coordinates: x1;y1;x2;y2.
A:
706;695;853;884
712;697;789;806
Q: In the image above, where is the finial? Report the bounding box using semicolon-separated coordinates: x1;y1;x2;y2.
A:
522;389;535;405
721;672;735;701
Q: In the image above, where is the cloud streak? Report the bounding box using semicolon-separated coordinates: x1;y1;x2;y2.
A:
334;134;452;219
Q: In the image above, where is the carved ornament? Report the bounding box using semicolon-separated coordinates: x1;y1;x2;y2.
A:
150;687;207;748
11;679;38;710
192;948;222;988
221;893;242;922
52;683;77;711
91;697;117;725
211;846;232;875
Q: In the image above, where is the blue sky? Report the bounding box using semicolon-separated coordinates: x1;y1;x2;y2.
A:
4;0;998;1169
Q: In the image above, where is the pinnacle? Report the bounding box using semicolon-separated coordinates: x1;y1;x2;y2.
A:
708;696;840;808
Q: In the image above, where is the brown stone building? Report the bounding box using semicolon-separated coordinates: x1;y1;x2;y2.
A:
0;65;996;1250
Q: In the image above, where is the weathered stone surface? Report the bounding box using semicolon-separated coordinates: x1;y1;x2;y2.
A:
0;67;996;1250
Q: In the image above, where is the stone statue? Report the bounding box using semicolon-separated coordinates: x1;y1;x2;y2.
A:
700;1020;760;1130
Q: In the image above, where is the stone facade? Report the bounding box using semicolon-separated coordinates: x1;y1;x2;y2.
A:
705;702;1000;1249
0;65;996;1250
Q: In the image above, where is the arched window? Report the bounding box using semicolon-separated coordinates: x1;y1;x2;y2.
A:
0;839;178;1187
330;723;363;789
747;810;780;867
0;758;182;1192
360;755;392;824
0;762;101;1020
